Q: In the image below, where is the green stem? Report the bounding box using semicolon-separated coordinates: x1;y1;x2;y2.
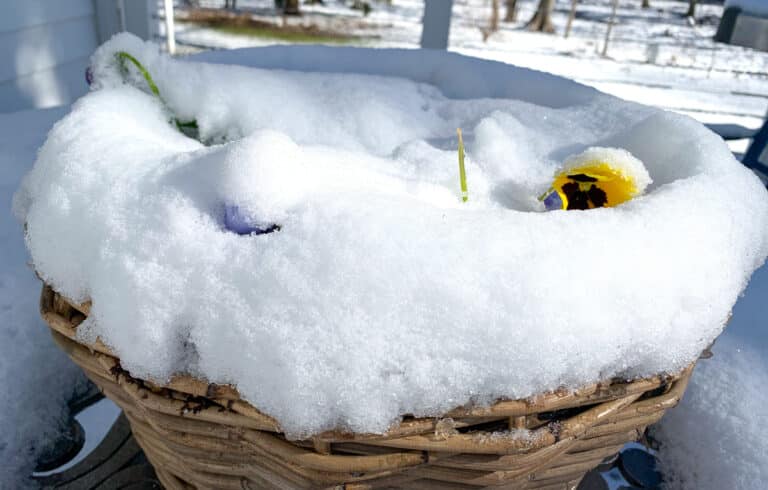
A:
115;51;200;140
457;128;468;203
175;120;199;129
116;51;161;97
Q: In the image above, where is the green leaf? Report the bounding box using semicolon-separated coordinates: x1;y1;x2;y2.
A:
457;128;468;203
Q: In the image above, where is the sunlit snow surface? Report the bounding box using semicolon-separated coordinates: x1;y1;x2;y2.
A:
12;36;768;440
652;265;768;489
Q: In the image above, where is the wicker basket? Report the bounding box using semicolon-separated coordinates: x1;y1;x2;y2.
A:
41;284;694;490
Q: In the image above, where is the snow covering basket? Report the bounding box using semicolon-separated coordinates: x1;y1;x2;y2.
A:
42;284;695;490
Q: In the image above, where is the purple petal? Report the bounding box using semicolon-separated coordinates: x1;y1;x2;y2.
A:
543;191;564;211
224;204;280;235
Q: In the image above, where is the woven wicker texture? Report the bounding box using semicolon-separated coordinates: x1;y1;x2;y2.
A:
41;284;693;490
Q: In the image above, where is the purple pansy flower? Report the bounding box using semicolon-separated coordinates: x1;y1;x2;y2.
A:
224;204;280;236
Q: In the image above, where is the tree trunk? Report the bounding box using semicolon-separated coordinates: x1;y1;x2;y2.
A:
490;0;499;32
602;0;619;56
284;0;300;15
481;0;500;41
686;0;697;17
564;0;577;38
504;0;517;22
526;0;555;33
641;0;650;8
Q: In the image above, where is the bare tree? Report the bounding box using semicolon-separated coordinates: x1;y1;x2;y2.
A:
642;0;650;8
686;0;697;17
504;0;518;22
490;0;500;32
284;0;300;15
526;0;555;33
564;0;577;38
482;0;500;41
602;0;619;56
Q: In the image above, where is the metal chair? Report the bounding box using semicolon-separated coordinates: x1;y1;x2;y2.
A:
708;119;768;184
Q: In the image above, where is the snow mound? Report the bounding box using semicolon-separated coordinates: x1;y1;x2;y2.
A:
13;34;768;437
562;147;651;192
654;337;768;489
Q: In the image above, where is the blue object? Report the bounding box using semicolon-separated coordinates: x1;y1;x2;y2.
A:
543;190;564;211
575;470;610;490
223;205;280;236
705;123;757;141
85;66;94;86
708;118;768;180
618;448;662;489
742;118;768;179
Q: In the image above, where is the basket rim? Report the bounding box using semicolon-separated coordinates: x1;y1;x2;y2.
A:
40;282;694;445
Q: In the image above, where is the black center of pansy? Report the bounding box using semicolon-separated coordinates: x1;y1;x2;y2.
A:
561;180;608;210
567;173;598;183
587;185;607;207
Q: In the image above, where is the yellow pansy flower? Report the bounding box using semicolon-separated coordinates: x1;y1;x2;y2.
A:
541;147;651;211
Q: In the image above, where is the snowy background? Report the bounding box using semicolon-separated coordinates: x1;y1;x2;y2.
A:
174;0;768;155
1;0;767;488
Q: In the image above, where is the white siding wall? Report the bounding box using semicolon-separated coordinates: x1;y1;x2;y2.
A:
0;0;100;113
0;0;157;113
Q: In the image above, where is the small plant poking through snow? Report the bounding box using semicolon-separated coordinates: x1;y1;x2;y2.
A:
114;51;200;140
457;128;468;202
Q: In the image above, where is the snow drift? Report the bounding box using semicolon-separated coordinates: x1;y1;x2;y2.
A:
13;34;768;437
